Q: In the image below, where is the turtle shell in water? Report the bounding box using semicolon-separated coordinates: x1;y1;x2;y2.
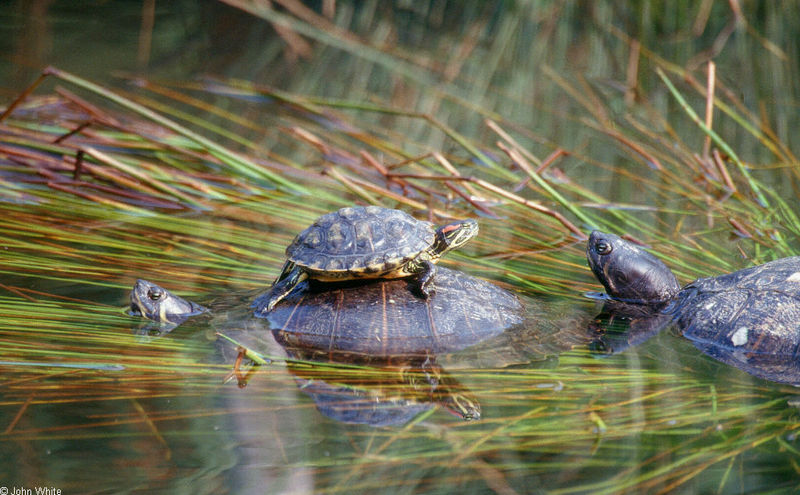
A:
243;267;522;424
669;257;800;356
264;266;524;359
671;259;800;384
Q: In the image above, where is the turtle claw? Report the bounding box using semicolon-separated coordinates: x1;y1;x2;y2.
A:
413;260;436;299
417;284;435;299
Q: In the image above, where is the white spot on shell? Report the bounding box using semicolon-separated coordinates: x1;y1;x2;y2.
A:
339;206;357;218
787;272;800;283
704;301;716;310
731;326;749;347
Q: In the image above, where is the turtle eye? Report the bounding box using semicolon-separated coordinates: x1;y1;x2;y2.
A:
147;288;164;300
595;240;613;255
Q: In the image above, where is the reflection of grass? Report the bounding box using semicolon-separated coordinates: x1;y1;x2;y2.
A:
270;350;800;494
2;2;800;493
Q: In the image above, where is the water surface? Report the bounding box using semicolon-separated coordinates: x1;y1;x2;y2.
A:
2;2;800;494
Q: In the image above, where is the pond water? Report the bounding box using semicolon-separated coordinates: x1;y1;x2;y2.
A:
2;2;800;494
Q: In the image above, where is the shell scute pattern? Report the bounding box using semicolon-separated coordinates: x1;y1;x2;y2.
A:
338;206;360;219
672;257;800;355
307;255;328;271
385;218;406;238
300;226;324;250
324;221;349;252
677;288;800;355
267;266;523;356
324;258;344;271
361;254;387;275
354;220;376;251
690;257;800;294
287;207;435;275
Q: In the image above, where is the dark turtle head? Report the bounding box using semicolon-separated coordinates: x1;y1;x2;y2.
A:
129;279;207;324
431;218;479;257
586;231;680;304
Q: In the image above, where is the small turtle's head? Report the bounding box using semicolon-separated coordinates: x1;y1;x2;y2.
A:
586;231;680;304
129;279;206;324
433;218;479;256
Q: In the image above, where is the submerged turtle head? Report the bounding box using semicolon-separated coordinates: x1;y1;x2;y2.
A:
586;231;680;304
129;279;207;324
431;218;479;258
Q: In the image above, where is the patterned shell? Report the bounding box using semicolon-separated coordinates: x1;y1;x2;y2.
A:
286;206;435;274
671;256;800;356
267;266;524;357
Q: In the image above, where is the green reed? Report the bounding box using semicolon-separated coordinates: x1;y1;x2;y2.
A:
2;2;800;493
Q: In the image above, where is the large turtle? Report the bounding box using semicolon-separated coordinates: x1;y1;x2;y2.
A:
586;230;800;384
264;265;524;359
254;206;479;314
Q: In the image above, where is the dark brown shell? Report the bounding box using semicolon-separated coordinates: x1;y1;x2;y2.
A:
286;206;434;275
266;266;524;358
673;256;800;357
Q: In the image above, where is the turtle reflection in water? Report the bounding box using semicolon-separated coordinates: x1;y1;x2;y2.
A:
249;266;526;424
585;302;673;356
587;230;800;385
283;357;481;425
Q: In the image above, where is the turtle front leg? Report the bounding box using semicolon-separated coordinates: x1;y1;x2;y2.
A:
413;260;436;299
253;265;308;316
273;260;294;283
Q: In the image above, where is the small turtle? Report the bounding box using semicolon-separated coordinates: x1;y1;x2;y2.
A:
586;231;800;383
254;206;479;314
129;279;207;327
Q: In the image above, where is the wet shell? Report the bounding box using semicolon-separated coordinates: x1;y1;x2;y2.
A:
671;256;800;356
267;266;524;357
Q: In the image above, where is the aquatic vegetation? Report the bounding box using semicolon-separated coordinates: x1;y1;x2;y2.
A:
2;2;800;493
